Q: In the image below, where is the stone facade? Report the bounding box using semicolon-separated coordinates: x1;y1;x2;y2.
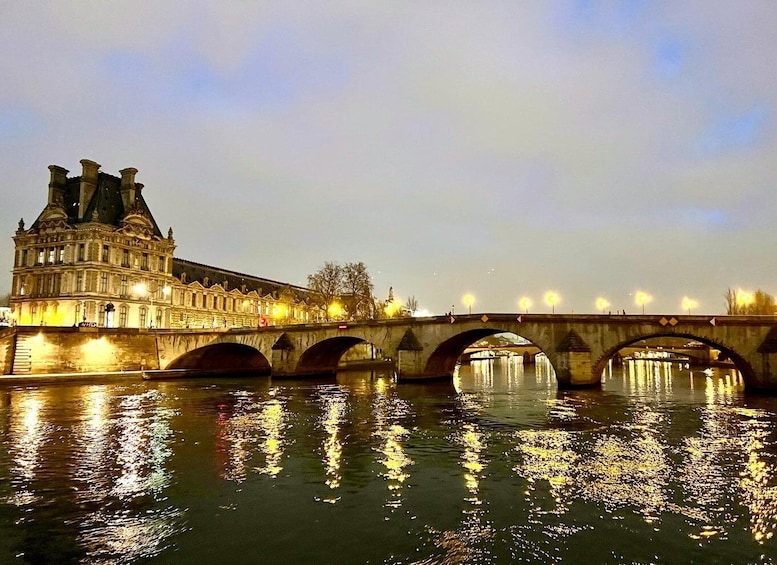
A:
10;159;316;329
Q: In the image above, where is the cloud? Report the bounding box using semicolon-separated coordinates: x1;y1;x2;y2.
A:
1;1;776;315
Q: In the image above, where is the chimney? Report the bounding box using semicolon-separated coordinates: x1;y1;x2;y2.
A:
78;159;100;220
47;165;69;205
119;167;138;209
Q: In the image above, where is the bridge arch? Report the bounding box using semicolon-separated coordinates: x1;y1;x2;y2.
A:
167;342;271;375
296;336;370;376
593;331;755;384
424;328;554;377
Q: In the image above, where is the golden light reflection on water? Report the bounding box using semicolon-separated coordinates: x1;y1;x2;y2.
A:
79;389;179;562
255;392;288;478
316;387;347;493
3;386;182;563
217;391;256;482
7;390;49;507
425;418;494;563
458;423;486;500
371;376;413;509
78;506;183;564
74;386;110;502
515;427;578;515
112;390;174;499
583;404;670;523
3;360;777;562
216;389;289;481
736;408;777;544
625;359;675;395
680;369;744;539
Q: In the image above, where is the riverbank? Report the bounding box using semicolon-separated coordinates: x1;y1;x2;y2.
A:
0;370;145;385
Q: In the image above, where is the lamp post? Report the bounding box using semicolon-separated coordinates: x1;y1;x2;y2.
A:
133;281;171;328
463;294;475;315
596;297;610;314
736;290;754;314
635;291;652;315
682;296;697;315
544;291;559;314
519;297;531;314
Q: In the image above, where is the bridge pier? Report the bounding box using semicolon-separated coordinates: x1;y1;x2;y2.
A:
395;350;440;382
547;330;602;389
551;351;601;388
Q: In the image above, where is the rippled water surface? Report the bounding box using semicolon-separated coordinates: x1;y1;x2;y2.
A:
1;358;776;564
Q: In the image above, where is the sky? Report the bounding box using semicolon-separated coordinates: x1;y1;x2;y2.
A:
1;1;776;316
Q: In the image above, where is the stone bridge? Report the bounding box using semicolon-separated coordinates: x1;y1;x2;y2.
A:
155;313;777;390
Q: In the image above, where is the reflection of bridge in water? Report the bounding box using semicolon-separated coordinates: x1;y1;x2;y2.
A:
155;313;777;391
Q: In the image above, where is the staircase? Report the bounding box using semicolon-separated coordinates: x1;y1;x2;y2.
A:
12;337;32;374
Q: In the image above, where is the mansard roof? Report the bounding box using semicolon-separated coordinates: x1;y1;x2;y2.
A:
172;258;312;301
30;172;163;237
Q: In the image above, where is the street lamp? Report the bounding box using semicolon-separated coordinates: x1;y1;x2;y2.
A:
544;291;559;314
519;297;532;314
328;302;343;320
463;294;475;315
133;281;171;328
635;291;652;314
681;296;697;315
595;297;610;314
736;289;754;313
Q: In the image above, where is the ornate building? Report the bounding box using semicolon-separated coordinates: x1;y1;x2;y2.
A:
10;159;316;328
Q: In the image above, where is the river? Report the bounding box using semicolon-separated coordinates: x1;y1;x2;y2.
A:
0;357;775;563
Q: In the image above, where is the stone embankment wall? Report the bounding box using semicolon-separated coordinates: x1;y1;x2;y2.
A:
0;329;15;375
1;327;159;375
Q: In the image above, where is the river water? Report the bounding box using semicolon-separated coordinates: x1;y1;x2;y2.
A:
0;357;775;564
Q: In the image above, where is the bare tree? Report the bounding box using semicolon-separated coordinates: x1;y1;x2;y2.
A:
342;262;375;320
752;290;775;315
307;262;343;321
724;288;738;314
405;295;418;316
724;288;775;315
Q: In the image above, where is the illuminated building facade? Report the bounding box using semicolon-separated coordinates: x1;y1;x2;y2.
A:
10;159;315;328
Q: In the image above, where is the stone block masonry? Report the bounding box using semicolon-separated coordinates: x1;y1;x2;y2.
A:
3;327;159;375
